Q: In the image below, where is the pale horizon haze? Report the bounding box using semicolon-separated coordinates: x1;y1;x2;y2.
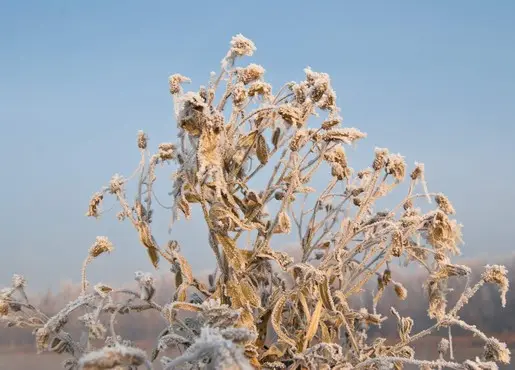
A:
1;1;514;292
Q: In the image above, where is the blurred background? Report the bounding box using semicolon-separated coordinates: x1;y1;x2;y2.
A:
0;1;514;368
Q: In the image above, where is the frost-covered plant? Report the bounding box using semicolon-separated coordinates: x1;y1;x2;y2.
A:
1;34;510;370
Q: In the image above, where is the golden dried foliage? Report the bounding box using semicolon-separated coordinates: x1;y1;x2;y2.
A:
1;34;510;370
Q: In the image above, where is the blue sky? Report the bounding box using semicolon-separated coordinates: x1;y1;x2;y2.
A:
1;1;514;291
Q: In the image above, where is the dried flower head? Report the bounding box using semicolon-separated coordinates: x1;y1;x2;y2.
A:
232;82;248;107
331;163;351;180
248;81;272;99
386;153;406;181
86;192;104;218
0;300;8;316
89;236;114;258
168;73;191;95
135;271;155;301
236;63;265;85
482;265;509;307
322;116;342;130
483;337;511;364
410;162;425;181
157;143;176;162
324;145;347;168
2;33;510;370
228;33;256;57
438;338;450;355
12;274;26;289
137;130;148;150
435;193;456;215
393;282;408;300
278;105;303;127
373;148;389;171
290;129;310;152
426;211;462;255
391;231;404;257
108;174;125;195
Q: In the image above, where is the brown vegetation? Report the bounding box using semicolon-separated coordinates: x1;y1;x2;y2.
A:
0;34;511;369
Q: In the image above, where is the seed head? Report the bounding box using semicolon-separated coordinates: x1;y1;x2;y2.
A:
426;211;462;255
137;130;148;150
373;148;389;171
232;82;248;107
291;81;308;104
483;337;511;364
86;192;104;218
236;63;265;85
157;143;176;162
89;236;114;258
0;300;8;316
324;145;347;167
331;163;350;180
168;73;191;95
109;174;125;195
228;34;256;57
391;231;404;257
435;193;456;215
410;162;425;181
278;105;302;127
394;282;408;300
289;129;310;152
322;116;342;130
482;265;509;307
385;153;406;181
438;338;450;355
248;81;272;99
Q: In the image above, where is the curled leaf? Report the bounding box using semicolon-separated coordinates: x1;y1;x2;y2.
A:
271;295;296;347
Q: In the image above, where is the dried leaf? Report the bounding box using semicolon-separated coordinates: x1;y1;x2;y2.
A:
303;299;323;351
320;321;332;343
256;134;269;165
170;302;202;312
136;222;160;268
241;279;261;308
259;342;289;362
297;292;311;323
175;270;183;288
319;276;335;311
272;127;281;148
238;131;258;148
271;295;296;347
217;234;246;271
198;126;222;167
175;284;188;302
173;252;194;284
178;197;191;219
146;247;160;269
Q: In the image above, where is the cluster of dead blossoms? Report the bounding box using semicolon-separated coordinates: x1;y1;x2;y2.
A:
1;34;511;369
